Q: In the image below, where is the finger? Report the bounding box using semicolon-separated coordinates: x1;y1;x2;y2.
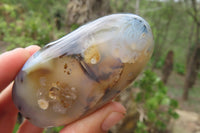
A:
25;45;40;55
0;83;18;133
17;120;43;133
0;45;40;133
0;45;40;109
60;102;126;133
0;45;40;92
0;48;29;91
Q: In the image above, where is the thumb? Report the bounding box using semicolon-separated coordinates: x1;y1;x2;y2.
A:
60;102;126;133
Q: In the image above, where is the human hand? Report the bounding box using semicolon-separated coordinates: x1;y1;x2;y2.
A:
0;45;126;133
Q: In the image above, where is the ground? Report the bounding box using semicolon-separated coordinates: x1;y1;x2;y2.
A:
169;110;200;133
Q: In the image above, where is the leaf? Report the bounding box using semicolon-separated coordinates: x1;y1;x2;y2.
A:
13;122;20;133
155;120;166;130
136;92;142;102
161;97;170;105
170;99;179;108
147;110;156;121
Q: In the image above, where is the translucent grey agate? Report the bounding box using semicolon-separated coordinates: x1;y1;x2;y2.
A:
12;14;154;128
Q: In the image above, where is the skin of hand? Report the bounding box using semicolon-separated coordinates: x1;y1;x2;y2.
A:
0;45;126;133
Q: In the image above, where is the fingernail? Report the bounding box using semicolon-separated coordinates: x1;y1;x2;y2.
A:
102;112;125;131
25;45;40;55
25;45;40;50
12;48;30;59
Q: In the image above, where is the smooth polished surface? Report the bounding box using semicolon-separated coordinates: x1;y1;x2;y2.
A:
12;14;154;128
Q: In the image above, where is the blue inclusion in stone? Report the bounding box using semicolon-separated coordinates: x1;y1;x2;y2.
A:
142;25;148;33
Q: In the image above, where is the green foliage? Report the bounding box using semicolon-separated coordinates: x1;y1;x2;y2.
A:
152;56;165;69
155;59;164;69
13;123;64;133
135;122;148;133
5;36;38;50
42;126;64;133
0;1;69;50
51;126;64;132
23;13;53;45
134;70;179;133
13;122;20;133
174;63;185;75
70;24;80;31
2;14;52;50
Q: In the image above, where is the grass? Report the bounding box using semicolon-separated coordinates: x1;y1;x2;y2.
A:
43;126;64;133
13;122;20;133
13;122;64;133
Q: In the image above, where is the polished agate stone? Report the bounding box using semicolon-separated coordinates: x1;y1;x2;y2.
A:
12;14;154;128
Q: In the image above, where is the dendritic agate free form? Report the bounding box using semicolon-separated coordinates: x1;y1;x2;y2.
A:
12;14;154;128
